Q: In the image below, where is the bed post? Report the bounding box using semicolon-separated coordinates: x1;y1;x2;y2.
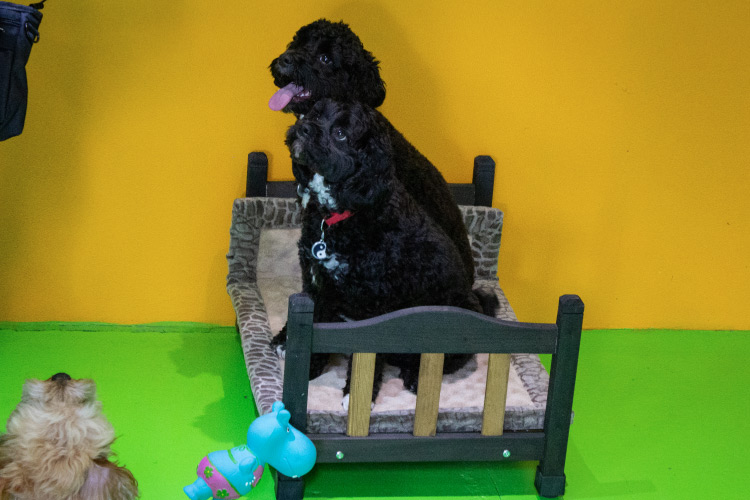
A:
247;151;269;198
535;294;584;498
277;293;314;500
472;155;496;207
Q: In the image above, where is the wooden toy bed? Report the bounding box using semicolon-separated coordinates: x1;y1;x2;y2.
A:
227;152;584;499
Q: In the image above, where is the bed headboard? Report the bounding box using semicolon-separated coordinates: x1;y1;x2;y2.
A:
245;151;496;207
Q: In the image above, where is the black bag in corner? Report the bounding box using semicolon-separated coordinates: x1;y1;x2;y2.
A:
0;1;43;141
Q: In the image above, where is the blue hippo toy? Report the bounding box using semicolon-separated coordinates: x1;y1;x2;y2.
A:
184;401;316;500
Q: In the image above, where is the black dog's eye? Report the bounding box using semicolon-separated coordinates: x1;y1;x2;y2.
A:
319;54;332;65
332;127;347;142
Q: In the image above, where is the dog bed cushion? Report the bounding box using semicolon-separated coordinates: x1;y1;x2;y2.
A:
228;197;551;434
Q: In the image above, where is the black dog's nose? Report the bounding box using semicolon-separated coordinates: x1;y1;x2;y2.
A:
298;122;313;138
50;372;71;382
278;52;295;72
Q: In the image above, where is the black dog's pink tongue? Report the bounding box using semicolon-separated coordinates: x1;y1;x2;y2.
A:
269;83;304;111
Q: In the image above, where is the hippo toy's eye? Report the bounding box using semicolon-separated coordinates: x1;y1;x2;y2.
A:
319;54;331;65
332;127;347;142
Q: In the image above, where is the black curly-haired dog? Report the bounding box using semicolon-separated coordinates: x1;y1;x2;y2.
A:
284;98;495;401
269;19;476;286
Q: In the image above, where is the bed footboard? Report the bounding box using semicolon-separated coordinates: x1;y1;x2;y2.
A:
277;293;584;499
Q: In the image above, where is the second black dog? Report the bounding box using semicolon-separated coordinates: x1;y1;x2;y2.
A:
285;98;495;402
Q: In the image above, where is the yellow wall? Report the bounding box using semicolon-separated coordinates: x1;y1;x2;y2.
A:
1;1;748;329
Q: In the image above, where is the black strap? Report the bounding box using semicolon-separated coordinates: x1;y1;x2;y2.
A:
25;21;39;43
29;0;46;10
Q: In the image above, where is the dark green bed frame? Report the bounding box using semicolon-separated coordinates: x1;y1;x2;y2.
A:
245;152;584;499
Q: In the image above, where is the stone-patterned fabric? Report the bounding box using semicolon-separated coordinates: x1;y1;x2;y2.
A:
226;197;550;433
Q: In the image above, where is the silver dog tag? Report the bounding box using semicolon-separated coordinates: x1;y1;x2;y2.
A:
312;240;328;260
312;219;330;260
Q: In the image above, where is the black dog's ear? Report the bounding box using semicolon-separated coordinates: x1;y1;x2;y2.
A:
334;105;392;210
359;105;391;159
361;63;386;108
359;58;386;108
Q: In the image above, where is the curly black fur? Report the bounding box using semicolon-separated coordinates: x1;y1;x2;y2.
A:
269;19;475;285
270;19;385;115
282;99;496;399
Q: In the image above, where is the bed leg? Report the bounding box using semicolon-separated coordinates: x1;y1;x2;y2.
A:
276;472;305;500
282;293;315;430
278;293;315;500
535;294;584;498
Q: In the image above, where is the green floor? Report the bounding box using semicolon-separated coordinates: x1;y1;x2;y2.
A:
1;323;748;499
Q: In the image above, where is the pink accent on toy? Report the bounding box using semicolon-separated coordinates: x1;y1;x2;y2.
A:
183;402;316;500
251;464;263;488
196;456;241;500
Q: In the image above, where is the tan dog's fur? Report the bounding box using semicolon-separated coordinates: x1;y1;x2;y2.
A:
0;374;138;500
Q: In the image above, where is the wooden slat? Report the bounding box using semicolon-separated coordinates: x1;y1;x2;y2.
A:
346;353;376;437
311;304;558;354
450;183;476;205
482;353;511;435
413;353;444;437
257;180;480;204
266;181;298;199
310;432;546;463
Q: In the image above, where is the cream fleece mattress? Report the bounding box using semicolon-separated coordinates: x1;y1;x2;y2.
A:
228;217;551;434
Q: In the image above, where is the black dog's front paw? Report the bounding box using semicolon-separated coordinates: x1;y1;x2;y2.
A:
269;326;288;358
400;366;420;394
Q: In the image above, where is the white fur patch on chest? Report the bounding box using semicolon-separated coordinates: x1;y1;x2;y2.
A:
308;173;338;210
322;253;346;272
312;252;349;282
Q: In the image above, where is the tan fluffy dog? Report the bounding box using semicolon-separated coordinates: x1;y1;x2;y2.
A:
0;373;139;500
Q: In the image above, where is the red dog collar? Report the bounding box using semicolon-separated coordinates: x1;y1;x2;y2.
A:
324;210;353;226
